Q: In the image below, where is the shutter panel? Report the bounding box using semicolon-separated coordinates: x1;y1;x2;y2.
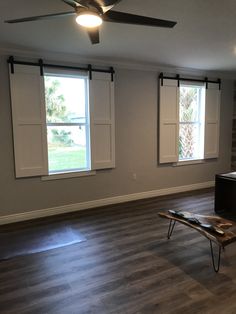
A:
89;72;115;170
204;83;221;159
9;65;48;177
159;79;179;163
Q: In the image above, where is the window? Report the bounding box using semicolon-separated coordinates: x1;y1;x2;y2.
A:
159;77;220;164
9;64;115;178
44;73;90;174
179;84;205;161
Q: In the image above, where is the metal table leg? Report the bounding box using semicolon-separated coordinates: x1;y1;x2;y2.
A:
209;240;222;272
167;219;176;239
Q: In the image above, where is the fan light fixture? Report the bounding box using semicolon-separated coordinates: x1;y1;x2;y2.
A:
5;0;177;45
76;12;102;28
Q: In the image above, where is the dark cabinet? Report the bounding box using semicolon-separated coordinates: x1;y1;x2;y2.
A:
215;172;236;214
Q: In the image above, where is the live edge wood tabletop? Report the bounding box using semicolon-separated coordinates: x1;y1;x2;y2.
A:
159;212;236;247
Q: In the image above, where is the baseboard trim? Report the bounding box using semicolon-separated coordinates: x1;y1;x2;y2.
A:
0;181;214;225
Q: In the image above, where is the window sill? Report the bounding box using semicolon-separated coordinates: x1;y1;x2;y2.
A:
41;170;96;181
173;159;205;167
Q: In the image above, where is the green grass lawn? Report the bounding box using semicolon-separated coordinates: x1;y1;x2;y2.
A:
48;147;87;172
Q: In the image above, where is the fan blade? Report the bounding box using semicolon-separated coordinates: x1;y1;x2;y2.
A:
5;11;75;23
62;0;81;8
74;0;90;8
103;11;177;28
90;0;122;12
92;0;122;7
86;27;100;44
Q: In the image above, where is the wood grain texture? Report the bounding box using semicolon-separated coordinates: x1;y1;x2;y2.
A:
1;188;236;314
159;212;236;247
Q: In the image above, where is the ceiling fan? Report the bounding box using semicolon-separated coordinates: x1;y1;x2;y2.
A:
5;0;177;45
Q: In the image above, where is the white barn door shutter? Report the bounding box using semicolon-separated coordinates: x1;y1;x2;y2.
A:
204;83;221;159
159;79;179;163
89;72;115;170
9;65;48;177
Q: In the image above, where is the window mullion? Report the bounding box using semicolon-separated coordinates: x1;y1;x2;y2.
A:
47;122;86;127
179;121;199;125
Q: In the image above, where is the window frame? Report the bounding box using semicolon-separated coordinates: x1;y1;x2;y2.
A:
44;69;91;175
159;76;220;165
178;81;206;163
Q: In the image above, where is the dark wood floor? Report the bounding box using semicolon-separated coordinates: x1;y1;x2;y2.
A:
1;188;236;314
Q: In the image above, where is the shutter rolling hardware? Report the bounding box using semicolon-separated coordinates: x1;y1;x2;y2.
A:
8;56;115;82
159;72;221;90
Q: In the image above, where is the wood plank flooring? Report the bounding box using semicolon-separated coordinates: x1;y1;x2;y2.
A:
1;188;236;314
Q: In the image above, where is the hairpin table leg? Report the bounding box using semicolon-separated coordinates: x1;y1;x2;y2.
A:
209;240;222;272
167;219;176;239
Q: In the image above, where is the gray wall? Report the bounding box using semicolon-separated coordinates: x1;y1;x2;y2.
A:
0;55;234;217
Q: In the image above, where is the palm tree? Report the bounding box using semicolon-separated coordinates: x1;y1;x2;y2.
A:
179;87;197;159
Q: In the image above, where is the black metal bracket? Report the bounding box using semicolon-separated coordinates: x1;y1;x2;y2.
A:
205;77;208;89
209;240;222;273
39;59;44;76
8;56;14;74
110;67;114;82
167;219;176;239
176;74;180;87
218;78;221;90
160;72;164;86
88;64;92;80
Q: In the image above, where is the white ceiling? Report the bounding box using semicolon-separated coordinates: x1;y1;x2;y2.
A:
1;0;236;72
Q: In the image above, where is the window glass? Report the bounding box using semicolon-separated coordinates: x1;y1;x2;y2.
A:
179;85;205;161
44;74;90;174
45;76;87;123
179;86;199;122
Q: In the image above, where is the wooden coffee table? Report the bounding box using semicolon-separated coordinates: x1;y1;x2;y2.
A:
159;211;236;272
